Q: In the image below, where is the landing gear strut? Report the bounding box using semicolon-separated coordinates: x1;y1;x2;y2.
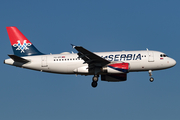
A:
91;75;99;88
149;70;154;82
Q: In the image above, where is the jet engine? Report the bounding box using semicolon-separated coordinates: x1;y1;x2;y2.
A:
101;73;127;82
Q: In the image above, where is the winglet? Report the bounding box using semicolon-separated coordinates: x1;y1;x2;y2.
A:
71;44;76;49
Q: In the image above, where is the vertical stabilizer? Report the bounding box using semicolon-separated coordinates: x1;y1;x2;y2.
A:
6;26;44;56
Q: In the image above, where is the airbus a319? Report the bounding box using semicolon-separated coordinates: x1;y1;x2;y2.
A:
4;27;176;88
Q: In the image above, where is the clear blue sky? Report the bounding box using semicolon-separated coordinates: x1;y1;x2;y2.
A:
0;0;179;120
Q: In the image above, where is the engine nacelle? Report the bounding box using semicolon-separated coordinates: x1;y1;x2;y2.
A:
101;74;127;82
102;63;129;74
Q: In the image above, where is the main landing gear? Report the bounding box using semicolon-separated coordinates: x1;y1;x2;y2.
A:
149;70;154;82
91;75;99;88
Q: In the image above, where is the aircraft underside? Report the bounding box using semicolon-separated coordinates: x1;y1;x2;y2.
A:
4;26;176;88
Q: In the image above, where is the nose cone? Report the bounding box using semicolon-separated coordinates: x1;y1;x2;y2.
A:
172;59;176;66
170;58;176;67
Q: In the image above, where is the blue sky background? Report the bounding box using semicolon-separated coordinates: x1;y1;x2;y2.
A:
0;0;180;120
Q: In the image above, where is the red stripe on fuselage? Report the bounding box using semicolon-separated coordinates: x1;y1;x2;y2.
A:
109;63;129;70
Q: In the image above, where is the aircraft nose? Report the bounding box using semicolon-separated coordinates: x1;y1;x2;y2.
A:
170;58;176;67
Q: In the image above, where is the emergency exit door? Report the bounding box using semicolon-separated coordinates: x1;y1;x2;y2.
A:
41;56;48;67
148;52;154;62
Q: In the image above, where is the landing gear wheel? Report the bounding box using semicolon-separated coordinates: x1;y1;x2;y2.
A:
91;81;98;88
148;70;154;82
92;75;99;88
92;76;98;81
150;77;154;82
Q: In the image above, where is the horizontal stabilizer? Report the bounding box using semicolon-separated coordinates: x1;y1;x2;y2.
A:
8;54;30;63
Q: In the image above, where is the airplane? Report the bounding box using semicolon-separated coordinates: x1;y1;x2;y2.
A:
4;26;176;88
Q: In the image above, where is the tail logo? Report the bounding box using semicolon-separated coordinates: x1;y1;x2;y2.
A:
13;40;32;53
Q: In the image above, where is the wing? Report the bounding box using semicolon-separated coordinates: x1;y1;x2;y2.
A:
72;45;110;69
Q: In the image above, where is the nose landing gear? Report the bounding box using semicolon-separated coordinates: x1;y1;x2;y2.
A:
149;70;154;82
91;75;99;88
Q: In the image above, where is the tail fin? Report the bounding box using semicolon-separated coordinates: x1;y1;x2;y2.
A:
6;26;44;56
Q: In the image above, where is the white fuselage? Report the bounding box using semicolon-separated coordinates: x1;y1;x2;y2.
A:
4;50;176;75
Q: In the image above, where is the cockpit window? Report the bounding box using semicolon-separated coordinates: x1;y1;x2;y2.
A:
160;54;168;57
